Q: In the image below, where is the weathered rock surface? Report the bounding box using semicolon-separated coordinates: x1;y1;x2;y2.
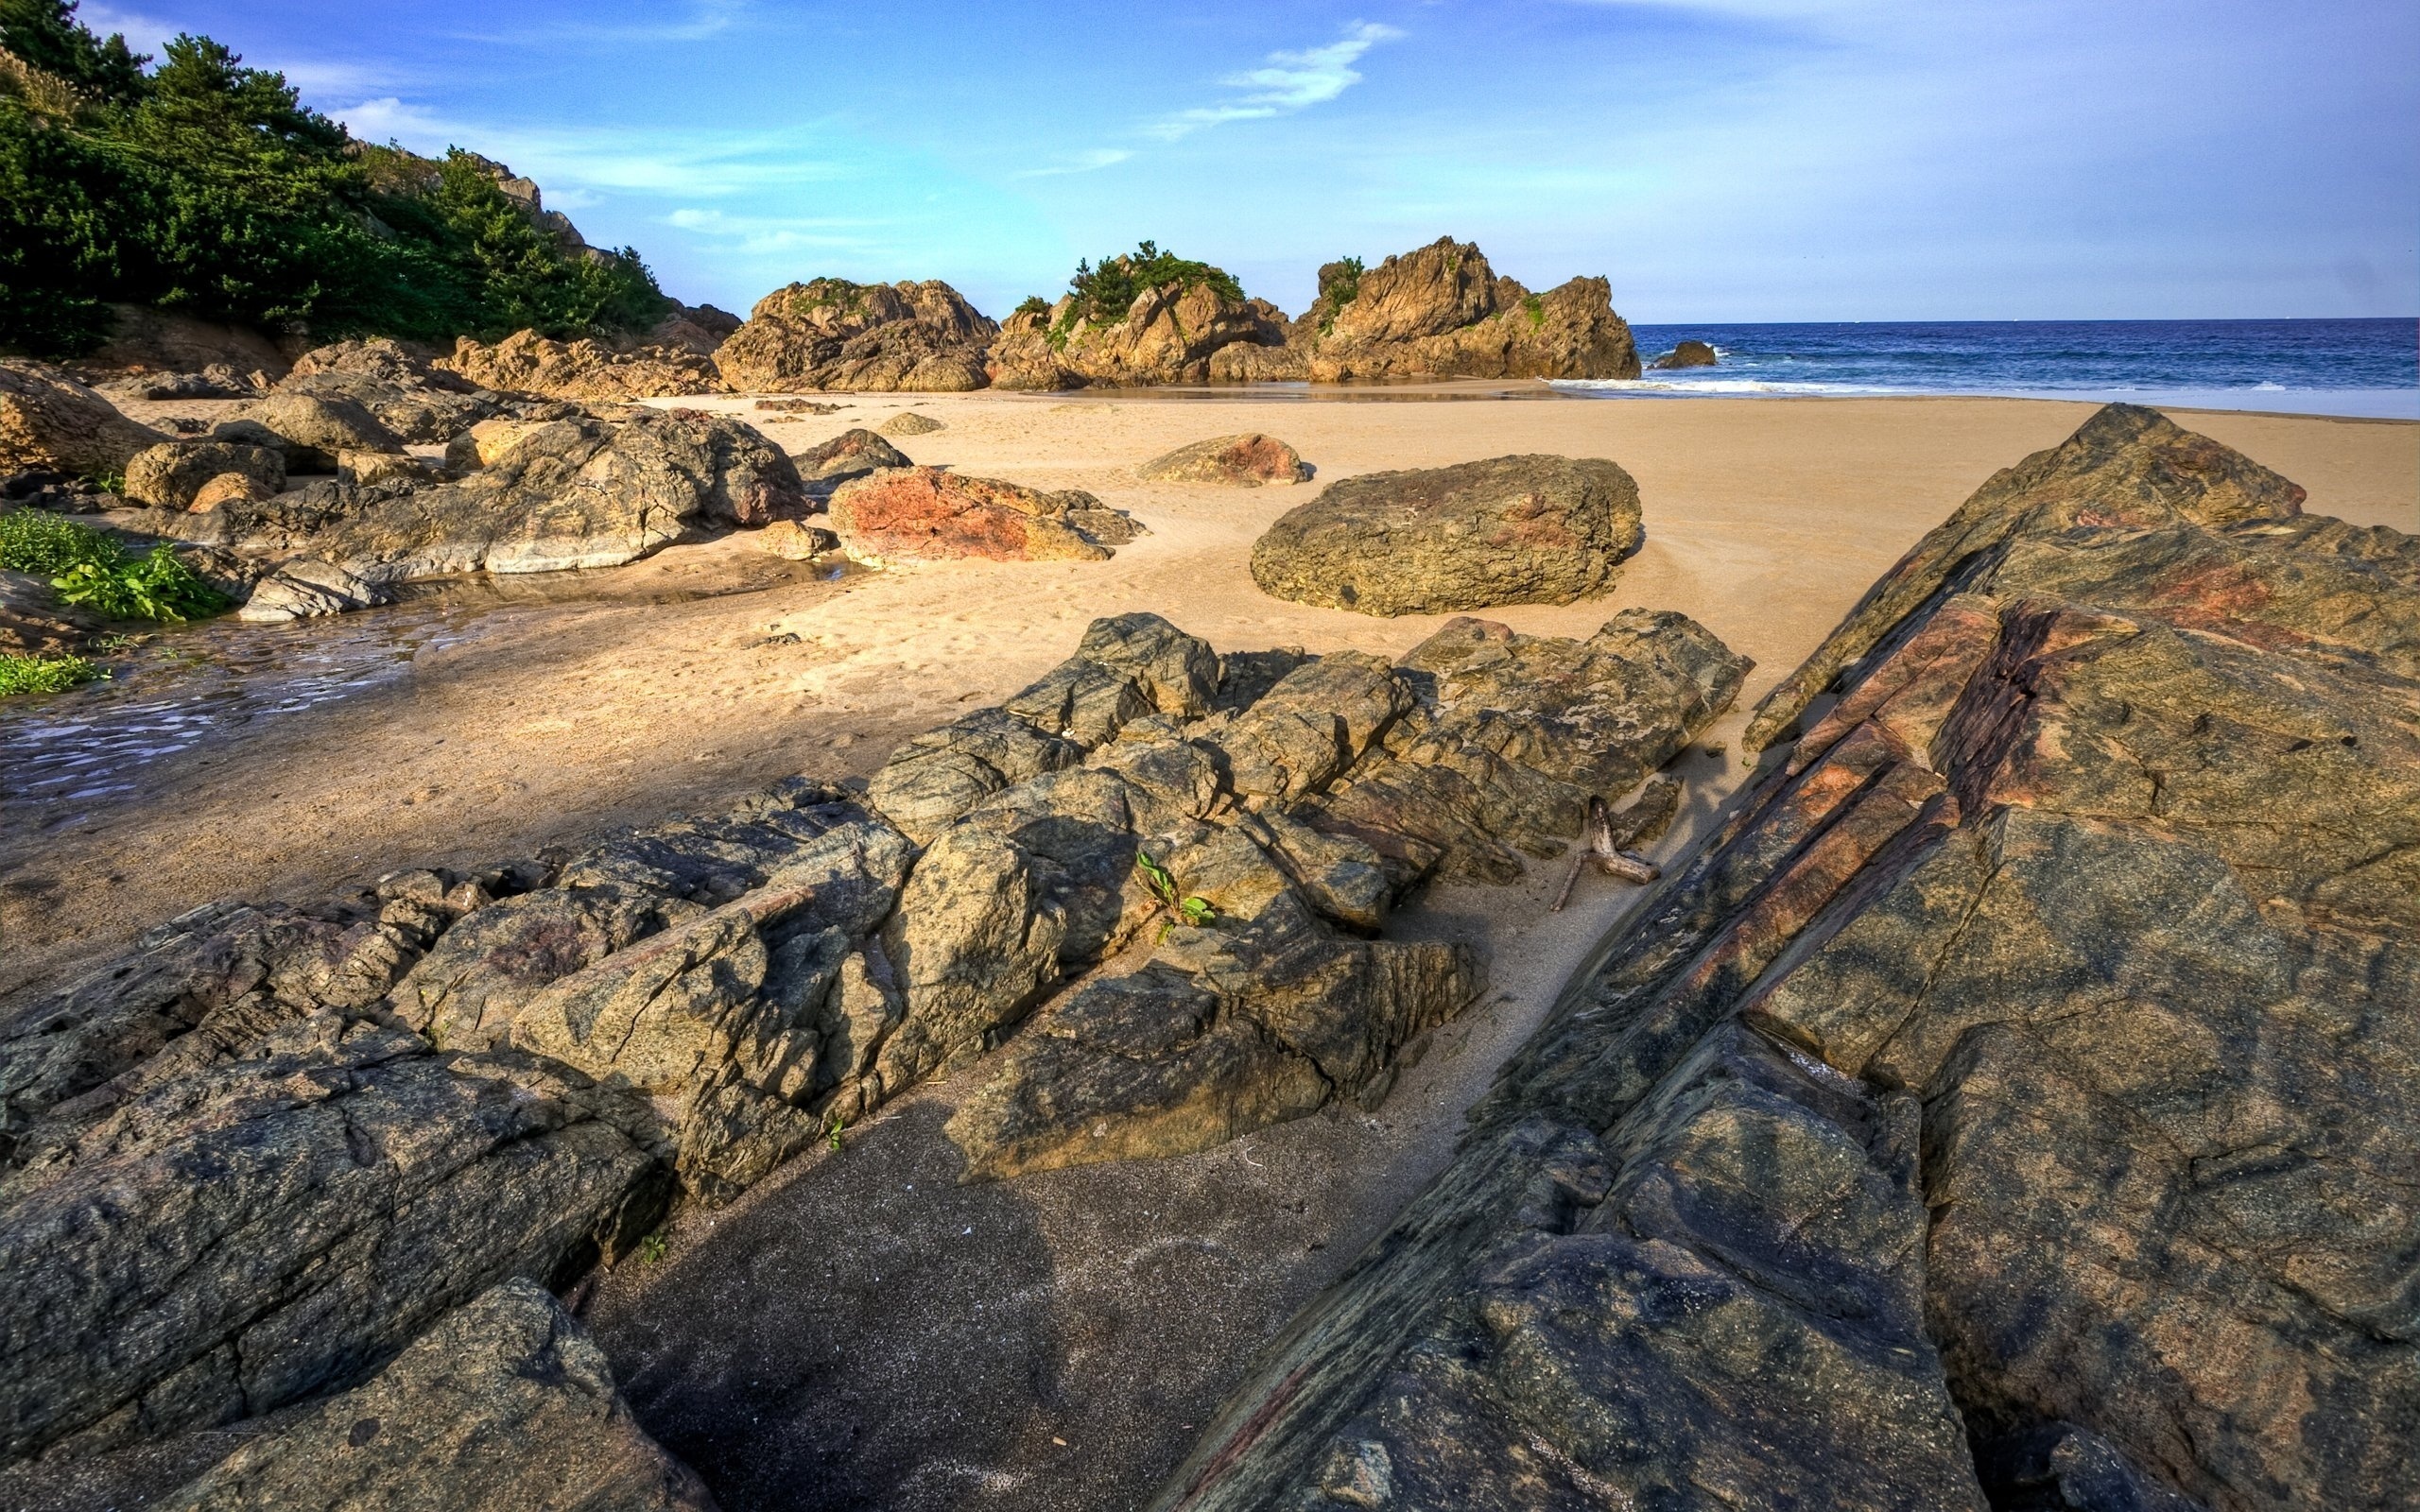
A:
878;409;943;436
122;440;285;510
1251;454;1645;615
1280;239;1642;383
794;426;910;497
1149;404;2420;1512
827;466;1143;565
866;609;1742;1179
217;392;406;472
1650;337;1720;369
216;408;808;618
159;1278;717;1512
84;304;289;382
717;280;996;393
1137;433;1309;487
280;338;500;444
440;330;724;404
0;361;165;476
0;568;102;654
988;284;1288;390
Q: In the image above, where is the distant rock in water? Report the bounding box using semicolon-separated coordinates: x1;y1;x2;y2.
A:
1137;433;1309;486
1251;453;1644;615
159;1279;719;1512
1152;403;2420;1512
1650;338;1720;369
878;410;944;436
826;466;1142;564
440;329;725;404
717;280;995;394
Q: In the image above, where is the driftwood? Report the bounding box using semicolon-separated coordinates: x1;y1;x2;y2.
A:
1551;776;1685;911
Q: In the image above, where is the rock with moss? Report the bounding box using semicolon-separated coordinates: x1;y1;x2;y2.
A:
1251;453;1645;615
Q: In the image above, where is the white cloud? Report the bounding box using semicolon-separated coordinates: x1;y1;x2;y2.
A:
660;207;878;255
74;3;175;55
459;0;752;47
1147;21;1403;141
1011;148;1134;179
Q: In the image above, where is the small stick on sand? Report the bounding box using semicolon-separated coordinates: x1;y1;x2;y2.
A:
1552;786;1676;911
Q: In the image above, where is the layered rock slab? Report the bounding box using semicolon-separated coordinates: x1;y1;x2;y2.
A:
1149;404;2420;1512
160;1278;717;1512
1251;454;1644;615
440;330;725;404
827;466;1142;564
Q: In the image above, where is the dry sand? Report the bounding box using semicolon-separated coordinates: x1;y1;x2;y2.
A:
1;391;2410;1511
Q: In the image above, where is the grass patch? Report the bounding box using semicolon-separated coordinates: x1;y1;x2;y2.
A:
1523;293;1545;329
0;651;105;695
0;508;228;622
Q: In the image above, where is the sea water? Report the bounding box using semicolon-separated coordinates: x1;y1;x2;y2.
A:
1570;318;2418;419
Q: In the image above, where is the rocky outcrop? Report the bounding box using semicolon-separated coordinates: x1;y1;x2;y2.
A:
214;408;808;619
1251;453;1644;615
216;392;405;472
160;1279;717;1512
1650;337;1719;369
1150;404;2420;1512
439;330;724;404
0;361;165;476
1137;433;1309;486
826;466;1143;565
122;440;285;510
987;286;1288;390
280;337;500;444
793;427;910;497
1276;239;1641;383
716;280;995;393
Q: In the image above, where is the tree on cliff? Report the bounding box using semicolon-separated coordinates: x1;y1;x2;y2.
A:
0;0;668;357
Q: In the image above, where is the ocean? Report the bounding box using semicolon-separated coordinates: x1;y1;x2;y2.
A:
1576;318;2419;419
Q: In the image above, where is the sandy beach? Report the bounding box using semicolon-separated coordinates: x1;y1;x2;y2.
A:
1;389;2412;1512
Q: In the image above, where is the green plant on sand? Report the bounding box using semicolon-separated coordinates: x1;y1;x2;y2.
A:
0;507;227;621
0;649;103;694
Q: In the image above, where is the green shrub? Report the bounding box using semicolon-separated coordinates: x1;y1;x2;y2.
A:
1012;294;1048;318
0;3;669;357
0;649;102;694
1056;240;1244;334
0;507;227;620
1317;255;1364;335
1523;293;1544;329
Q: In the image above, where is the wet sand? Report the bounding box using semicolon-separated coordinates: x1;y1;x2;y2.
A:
1;390;2411;1510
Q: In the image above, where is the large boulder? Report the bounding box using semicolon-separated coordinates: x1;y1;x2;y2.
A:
439;330;724;404
230;408;809;618
1250;453;1645;615
793;426;911;497
1136;432;1309;486
1150;404;2420;1512
280;337;499;443
217;392;406;472
0;361;165;477
121;440;285;511
1277;239;1642;382
159;1279;717;1512
825;466;1143;565
715;279;995;393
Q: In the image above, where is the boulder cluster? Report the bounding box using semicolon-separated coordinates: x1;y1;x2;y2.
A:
0;605;1743;1500
1152;404;2420;1512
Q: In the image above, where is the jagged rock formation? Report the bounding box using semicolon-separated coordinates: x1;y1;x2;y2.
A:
1148;404;2420;1512
716;280;995;393
826;466;1144;564
439;330;725;404
1138;433;1310;486
1252;454;1645;615
137;408;808;621
159;1279;717;1512
989;288;1289;390
0;360;165;475
1650;337;1720;369
1222;239;1641;384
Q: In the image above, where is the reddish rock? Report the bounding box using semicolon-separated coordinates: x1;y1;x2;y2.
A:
1137;433;1310;487
826;467;1141;565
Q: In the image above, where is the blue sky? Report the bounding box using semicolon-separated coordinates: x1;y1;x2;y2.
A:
76;0;2420;322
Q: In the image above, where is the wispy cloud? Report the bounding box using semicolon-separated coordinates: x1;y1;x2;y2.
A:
1011;147;1135;180
1146;21;1403;141
661;207;879;255
455;0;753;48
75;2;176;55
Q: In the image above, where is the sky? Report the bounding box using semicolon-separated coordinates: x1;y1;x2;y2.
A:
72;0;2420;323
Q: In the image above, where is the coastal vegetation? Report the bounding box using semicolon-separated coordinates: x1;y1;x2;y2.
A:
0;0;668;357
1058;240;1245;330
0;506;224;620
0;648;98;693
